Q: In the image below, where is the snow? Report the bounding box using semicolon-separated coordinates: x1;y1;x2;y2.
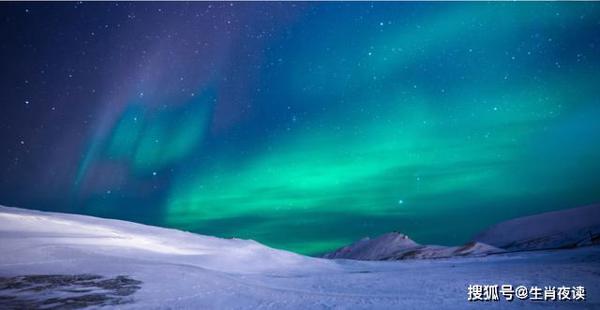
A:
385;242;505;260
0;206;329;274
323;232;419;260
1;205;600;309
473;203;600;251
323;204;600;261
323;232;503;260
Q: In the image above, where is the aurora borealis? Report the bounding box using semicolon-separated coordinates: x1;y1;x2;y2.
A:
1;2;600;255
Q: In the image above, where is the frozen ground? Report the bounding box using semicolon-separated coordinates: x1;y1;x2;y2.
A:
1;206;599;309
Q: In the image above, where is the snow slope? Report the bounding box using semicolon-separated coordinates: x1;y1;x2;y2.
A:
0;206;331;275
473;203;600;251
1;206;600;309
323;232;503;260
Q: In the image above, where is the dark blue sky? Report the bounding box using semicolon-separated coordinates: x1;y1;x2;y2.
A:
1;2;600;254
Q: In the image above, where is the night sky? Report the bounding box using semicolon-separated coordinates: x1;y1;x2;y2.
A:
1;2;600;255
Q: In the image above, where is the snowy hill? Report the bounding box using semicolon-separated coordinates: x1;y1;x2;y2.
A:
385;241;505;260
323;232;503;260
1;205;600;309
473;203;600;251
323;232;419;260
0;206;330;274
324;204;600;261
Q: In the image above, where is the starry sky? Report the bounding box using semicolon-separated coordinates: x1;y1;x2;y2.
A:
1;2;600;255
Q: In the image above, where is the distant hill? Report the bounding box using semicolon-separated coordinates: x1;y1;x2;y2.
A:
473;203;600;251
324;203;600;260
323;232;503;260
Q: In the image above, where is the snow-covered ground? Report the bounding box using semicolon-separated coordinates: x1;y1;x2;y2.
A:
1;206;599;309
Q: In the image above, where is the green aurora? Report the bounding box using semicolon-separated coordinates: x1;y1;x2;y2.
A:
3;3;600;255
162;4;600;254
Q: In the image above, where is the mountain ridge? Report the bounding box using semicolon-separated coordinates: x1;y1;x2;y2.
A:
324;203;600;260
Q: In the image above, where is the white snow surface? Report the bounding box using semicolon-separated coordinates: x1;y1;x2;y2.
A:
1;206;600;309
473;203;600;251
